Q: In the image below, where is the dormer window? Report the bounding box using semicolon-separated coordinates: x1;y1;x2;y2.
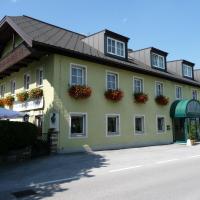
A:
183;64;192;78
107;37;125;58
151;53;165;70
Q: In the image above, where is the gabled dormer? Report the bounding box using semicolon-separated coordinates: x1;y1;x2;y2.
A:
82;29;129;60
128;47;168;71
167;60;194;80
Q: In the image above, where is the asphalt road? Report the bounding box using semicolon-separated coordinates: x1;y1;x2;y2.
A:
1;144;200;200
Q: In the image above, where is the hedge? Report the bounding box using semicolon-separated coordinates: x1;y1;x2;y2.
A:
0;121;37;155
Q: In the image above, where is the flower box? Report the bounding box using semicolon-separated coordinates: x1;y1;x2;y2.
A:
16;91;29;102
104;89;124;102
68;85;92;99
4;96;15;106
134;92;148;104
29;88;43;100
155;95;169;105
0;98;5;107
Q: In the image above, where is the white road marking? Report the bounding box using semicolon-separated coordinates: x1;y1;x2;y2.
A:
110;165;144;173
156;159;179;164
190;154;200;158
29;176;79;187
109;154;200;173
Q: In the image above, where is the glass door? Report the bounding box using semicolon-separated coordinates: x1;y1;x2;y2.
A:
173;118;186;142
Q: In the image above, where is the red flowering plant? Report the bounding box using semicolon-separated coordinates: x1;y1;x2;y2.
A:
4;95;15;107
29;88;43;100
104;89;124;102
16;91;29;102
155;95;169;105
68;85;92;99
134;92;148;104
0;98;5;107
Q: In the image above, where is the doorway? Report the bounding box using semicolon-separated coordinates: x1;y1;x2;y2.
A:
173;118;185;142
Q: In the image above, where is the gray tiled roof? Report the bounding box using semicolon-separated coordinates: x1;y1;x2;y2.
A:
3;15;200;87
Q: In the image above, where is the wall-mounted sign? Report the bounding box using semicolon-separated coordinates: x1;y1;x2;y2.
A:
13;98;44;112
49;112;59;132
167;125;171;131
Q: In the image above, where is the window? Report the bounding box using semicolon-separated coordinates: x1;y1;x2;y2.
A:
134;78;143;93
175;86;182;99
107;37;125;58
106;114;120;136
134;116;145;134
183;64;192;78
151;53;165;69
70;64;86;86
24;74;30;90
157;116;165;133
192;90;198;100
155;82;163;96
36;68;43;86
70;113;87;138
0;84;5;97
107;72;118;90
10;80;16;95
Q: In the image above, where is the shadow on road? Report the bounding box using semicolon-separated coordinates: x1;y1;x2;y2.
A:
0;153;108;199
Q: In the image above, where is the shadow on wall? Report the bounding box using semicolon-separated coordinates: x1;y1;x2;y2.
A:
0;153;108;199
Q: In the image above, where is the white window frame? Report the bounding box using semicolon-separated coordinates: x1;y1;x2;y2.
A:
0;83;6;98
156;115;166;134
151;53;165;69
69;112;88;139
70;63;87;86
183;64;193;78
134;115;145;135
24;73;31;90
175;85;183;100
106;114;120;137
106;70;119;90
10;80;16;95
155;81;164;96
192;89;198;100
133;77;144;93
107;37;125;58
36;67;44;87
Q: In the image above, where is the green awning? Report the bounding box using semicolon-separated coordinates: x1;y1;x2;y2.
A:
170;99;200;118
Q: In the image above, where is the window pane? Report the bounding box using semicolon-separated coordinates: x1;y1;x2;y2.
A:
107;73;117;90
71;116;85;136
159;56;164;68
108;117;117;133
158;117;165;132
71;66;85;85
135;117;144;133
111;40;115;54
134;78;143;93
107;116;119;135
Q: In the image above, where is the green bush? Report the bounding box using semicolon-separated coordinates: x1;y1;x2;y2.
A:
0;121;37;155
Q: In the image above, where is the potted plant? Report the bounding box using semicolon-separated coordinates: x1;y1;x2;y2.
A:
68;85;92;99
29;88;43;100
187;125;197;146
104;89;124;102
0;98;5;107
16;91;29;102
4;95;15;107
134;92;148;104
155;95;169;105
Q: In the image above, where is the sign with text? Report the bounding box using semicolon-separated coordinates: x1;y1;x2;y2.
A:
13;98;44;112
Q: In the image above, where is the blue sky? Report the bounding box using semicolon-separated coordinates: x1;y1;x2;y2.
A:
1;0;200;67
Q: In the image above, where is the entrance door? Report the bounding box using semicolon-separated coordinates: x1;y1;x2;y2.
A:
35;115;43;137
173;118;185;142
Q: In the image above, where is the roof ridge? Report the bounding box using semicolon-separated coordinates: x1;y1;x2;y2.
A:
21;15;86;38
